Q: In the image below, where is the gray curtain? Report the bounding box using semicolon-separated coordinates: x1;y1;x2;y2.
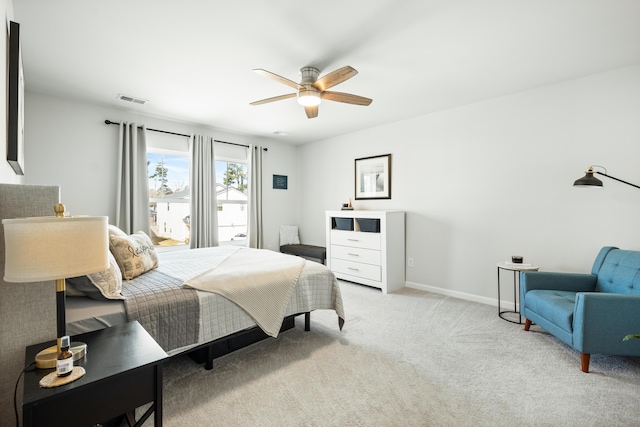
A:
189;134;219;248
248;145;264;249
115;122;150;234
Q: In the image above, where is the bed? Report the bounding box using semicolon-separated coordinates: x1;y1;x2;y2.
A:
66;240;345;369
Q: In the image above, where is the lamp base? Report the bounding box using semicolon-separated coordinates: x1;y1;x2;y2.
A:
34;341;87;369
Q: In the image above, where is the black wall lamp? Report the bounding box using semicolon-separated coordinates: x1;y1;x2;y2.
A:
573;165;640;190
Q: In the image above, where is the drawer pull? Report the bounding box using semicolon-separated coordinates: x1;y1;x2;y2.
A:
347;238;359;242
347;253;360;256
348;267;360;271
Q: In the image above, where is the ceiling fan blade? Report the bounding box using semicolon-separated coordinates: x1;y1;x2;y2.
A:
305;105;318;119
321;91;372;106
250;93;296;106
253;69;303;90
313;66;358;91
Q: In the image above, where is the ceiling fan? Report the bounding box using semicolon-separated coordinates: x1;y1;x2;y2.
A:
250;66;372;119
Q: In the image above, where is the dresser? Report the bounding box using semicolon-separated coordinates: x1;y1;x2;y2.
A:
326;210;405;293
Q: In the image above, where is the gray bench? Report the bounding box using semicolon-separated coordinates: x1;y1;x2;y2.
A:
280;244;326;264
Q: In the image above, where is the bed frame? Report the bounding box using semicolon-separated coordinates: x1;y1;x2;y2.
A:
188;312;310;369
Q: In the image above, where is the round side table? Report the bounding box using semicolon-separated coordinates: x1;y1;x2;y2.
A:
497;261;539;324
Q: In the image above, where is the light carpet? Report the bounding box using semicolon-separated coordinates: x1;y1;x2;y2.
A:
150;281;640;426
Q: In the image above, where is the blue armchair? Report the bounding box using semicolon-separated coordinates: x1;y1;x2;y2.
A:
520;246;640;372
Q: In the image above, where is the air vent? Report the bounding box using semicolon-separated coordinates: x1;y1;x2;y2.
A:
117;94;148;105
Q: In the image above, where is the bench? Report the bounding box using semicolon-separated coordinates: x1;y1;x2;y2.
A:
280;244;326;265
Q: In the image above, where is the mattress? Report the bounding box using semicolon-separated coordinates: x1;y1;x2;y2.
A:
66;297;126;335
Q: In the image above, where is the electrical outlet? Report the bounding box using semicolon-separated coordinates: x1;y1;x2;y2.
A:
407;257;414;267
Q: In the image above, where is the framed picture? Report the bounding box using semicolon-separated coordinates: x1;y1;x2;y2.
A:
273;174;288;190
355;154;391;200
7;21;24;175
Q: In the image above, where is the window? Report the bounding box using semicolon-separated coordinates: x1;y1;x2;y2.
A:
148;151;190;248
216;160;248;243
146;136;249;250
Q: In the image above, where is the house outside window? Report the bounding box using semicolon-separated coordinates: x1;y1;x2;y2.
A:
146;138;249;250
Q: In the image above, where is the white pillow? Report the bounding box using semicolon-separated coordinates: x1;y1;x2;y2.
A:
108;224;128;238
280;225;300;245
86;251;125;300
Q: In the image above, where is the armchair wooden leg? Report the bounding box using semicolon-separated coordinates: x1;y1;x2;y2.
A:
581;353;590;373
524;319;532;331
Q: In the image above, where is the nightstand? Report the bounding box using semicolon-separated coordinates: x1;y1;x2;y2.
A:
23;321;168;427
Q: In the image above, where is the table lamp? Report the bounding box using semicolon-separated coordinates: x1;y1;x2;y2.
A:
2;203;108;369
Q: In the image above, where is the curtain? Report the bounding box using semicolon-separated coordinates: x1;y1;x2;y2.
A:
248;145;264;249
189;134;219;248
115;122;150;235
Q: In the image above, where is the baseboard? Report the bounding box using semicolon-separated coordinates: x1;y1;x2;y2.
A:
405;281;505;308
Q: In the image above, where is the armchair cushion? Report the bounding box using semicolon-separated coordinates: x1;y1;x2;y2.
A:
525;290;578;333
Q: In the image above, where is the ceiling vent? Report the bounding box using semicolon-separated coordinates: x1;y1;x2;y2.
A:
117;94;148;105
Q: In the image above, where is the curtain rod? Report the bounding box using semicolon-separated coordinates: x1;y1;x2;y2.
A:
104;120;267;151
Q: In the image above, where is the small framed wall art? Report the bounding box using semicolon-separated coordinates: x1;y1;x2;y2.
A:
355;154;391;200
273;174;288;190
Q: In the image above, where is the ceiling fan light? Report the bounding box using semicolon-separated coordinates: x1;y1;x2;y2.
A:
298;90;321;106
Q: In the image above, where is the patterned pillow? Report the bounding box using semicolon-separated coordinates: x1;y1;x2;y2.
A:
109;231;158;280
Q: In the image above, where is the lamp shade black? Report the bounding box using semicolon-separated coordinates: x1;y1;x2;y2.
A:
573;165;640;190
573;167;603;187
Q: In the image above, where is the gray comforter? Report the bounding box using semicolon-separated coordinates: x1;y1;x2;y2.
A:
123;269;200;351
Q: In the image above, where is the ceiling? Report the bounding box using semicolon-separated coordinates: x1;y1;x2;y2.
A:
13;0;640;144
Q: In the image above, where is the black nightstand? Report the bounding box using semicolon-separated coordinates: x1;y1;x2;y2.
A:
23;321;168;427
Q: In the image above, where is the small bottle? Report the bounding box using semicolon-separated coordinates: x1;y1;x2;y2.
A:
56;336;74;377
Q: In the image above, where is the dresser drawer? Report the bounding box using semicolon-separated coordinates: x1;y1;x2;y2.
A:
331;258;381;282
330;230;381;250
331;245;381;266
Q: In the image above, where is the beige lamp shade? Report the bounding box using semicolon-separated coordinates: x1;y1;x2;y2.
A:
3;215;109;282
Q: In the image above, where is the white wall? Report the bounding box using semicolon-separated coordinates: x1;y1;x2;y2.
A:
299;64;640;305
22;92;301;250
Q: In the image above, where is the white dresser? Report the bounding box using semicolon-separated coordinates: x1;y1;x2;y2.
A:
326;210;405;294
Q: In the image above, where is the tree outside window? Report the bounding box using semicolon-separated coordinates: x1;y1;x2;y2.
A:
217;160;248;243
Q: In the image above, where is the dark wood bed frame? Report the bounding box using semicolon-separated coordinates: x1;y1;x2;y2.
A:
187;312;311;369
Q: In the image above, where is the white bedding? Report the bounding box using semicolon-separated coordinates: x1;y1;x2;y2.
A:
67;246;345;357
184;248;306;337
